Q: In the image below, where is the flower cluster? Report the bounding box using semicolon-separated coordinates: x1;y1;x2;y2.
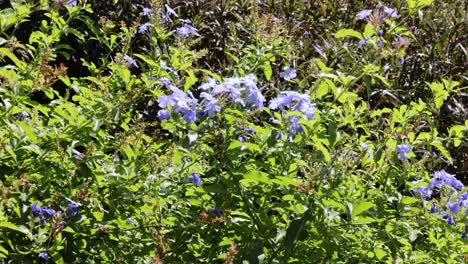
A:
31;204;56;224
157;74;265;122
268;91;316;134
413;170;467;227
356;6;398;20
157;85;199;122
31;200;80;224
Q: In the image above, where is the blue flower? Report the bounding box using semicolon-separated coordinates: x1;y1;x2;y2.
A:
383;6;398;18
31;204;42;216
186;173;201;186
126;217;133;223
446;215;455;225
416;186;432;198
358;37;371;48
275;133;282;140
238;136;248;142
138;22;152;34
377;39;383;48
280;66;297;81
157;86;199;123
200;92;221;118
395;144;411;160
446;201;461;214
158;4;178;24
429;202;437;214
123;55;138;68
288;115;304;134
397;57;404;65
67;0;77;7
157;110;171;121
429;170;464;190
207;208;222;217
39;252;50;260
411;26;418;35
41;206;56;218
356;9;372;20
159;77;172;87
176;24;198;38
70;148;82;158
67;201;79;217
244;128;255;134
142;7;152;17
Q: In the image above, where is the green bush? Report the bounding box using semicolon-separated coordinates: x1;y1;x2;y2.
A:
0;0;466;263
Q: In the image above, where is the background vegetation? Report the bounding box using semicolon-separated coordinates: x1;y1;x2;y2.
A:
0;0;466;263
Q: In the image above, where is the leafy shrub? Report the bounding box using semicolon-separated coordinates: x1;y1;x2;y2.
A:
0;0;466;263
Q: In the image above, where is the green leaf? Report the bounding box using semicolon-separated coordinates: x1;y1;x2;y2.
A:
0;222;32;240
184;69;198;91
284;209;311;249
430;141;452;163
262;61;272;81
0;48;26;69
335;29;363;40
352;200;375;217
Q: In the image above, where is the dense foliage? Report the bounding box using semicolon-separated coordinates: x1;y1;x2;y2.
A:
0;0;466;263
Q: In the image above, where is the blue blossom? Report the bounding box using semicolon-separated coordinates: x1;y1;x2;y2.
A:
275;133;282;140
411;26;418;35
244;128;255;134
126;217;133;223
430;170;464;190
458;192;468;202
356;9;372;20
157;86;199;123
67;0;77;7
159;77;172;87
446;201;461;214
70;148;82;158
207;208;222;217
200;92;221;117
41;206;56;218
198;78;217;91
67;201;79;217
377;38;383;48
397;57;404;65
377;30;383;37
383;6;398;18
269;91;316;120
175;24;198;38
123;55;138;68
238;136;248;142
200;74;264;111
243;74;265;109
186;173;201;186
395;144;411;160
429;202;437;214
288;115;304;134
165;4;178;18
142;7;152;17
157;110;171;121
447;215;455;225
415;186;432;198
39;252;50;261
138;22;152;34
358;37;371;48
158;4;178;24
280;66;297;81
31;204;42;216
